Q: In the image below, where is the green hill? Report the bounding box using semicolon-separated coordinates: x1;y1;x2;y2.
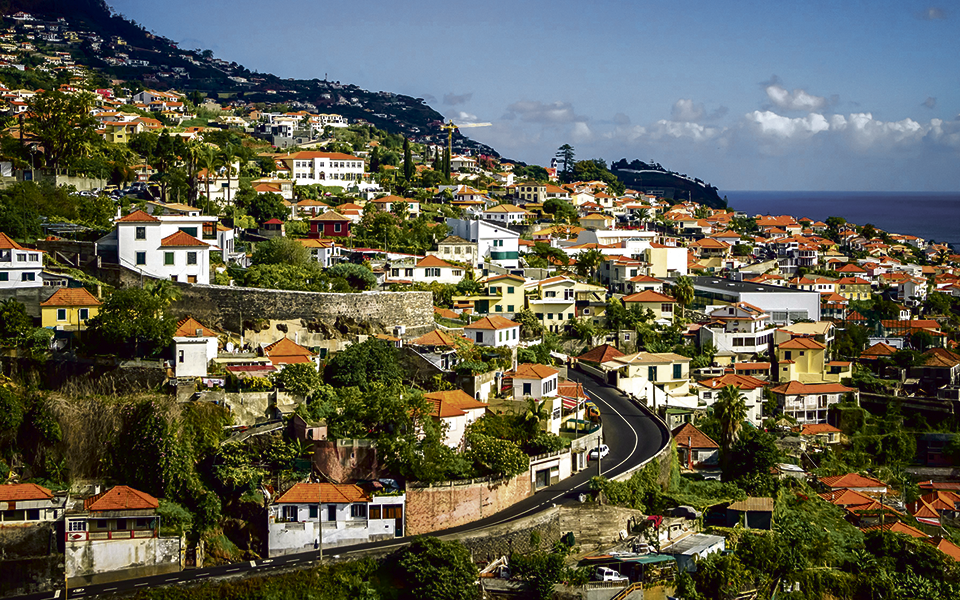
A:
610;158;726;209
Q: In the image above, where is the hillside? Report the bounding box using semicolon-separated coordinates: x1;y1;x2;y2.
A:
1;0;498;156
610;158;726;209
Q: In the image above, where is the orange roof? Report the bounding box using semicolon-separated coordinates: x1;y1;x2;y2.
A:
160;230;207;247
860;521;928;539
820;488;876;506
510;363;559;380
424;390;487;418
0;483;53;502
819;473;886;490
310;211;350;222
85;485;159;511
928;537;960;561
672;422;719;449
770;381;854;396
40;287;101;307
275;482;369;504
0;231;27;250
174;316;217;338
465;316;519;330
410;329;459;347
778;337;825;350
700;373;766;390
622;290;676;303
285;151;361;162
797;423;842;436
416;255;456;269
576;344;625;364
263;337;315;366
117;210;159;223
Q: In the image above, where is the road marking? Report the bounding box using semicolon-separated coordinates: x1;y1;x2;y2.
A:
104;588;116;592
54;591;61;598
288;558;299;562
260;559;273;564
135;583;148;587
165;578;178;582
585;389;640;476
249;560;257;567
74;589;84;593
226;568;240;572
196;573;210;577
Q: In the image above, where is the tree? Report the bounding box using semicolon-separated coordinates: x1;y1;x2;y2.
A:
392;537;478;600
512;549;566;600
325;338;403;390
25;91;99;170
543;197;579;224
555;144;575;182
529;241;568;266
442;145;450;179
85;288;176;357
575;248;604;280
466;431;528;477
272;363;322;398
252;236;311;266
714;384;747;478
0;299;34;344
726;428;781;495
326;263;377;291
402;137;414;182
246;192;288;224
671;276;695;320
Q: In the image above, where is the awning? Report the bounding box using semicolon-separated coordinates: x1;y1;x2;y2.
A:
917;517;941;526
561;396;580;410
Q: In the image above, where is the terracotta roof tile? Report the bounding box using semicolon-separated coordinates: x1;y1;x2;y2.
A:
465;316;519;330
510;363;559;380
622;290;676;303
174;317;217;338
0;483;53;502
117;210;159;223
160;230;207;247
85;485;159;511
274;482;369;504
0;231;27;250
818;473;886;490
40;287;101;307
576;344;625;364
672;422;719;449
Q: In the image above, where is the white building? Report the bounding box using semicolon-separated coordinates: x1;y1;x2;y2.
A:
0;483;67;524
0;231;43;289
696;373;767;426
446;218;521;269
105;210;217;284
482;204;531;226
424;389;489;448
698;302;775;358
267;482;404;555
299;238;342;268
769;381;858;425
413;255;467;285
172;317;219;378
277;151;365;188
463;315;521;348
509;363;559;401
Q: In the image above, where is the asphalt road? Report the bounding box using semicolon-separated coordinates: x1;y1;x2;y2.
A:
16;369;669;600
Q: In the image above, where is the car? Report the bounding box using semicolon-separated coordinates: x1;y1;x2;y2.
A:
588;444;610;460
594;567;628;582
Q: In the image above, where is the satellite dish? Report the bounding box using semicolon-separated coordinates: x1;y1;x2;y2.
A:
226;342;235;352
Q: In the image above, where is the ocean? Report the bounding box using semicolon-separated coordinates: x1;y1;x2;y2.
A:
723;191;960;250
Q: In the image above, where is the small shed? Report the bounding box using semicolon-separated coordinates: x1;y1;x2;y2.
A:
726;497;775;530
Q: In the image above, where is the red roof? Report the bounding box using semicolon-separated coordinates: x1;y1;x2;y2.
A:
85;485;159;511
770;381;854;396
410;329;459;347
40;287;101;307
699;373;766;390
622;290;676;303
797;423;842;436
262;218;283;225
860;521;928;539
0;483;53;502
416;255;456;268
672;422;719;449
778;337;826;350
263;337;316;366
510;363;559;380
466;315;519;330
576;344;625;364
274;482;369;504
0;231;27;250
818;473;886;490
160;230;207;247
174;316;217;338
117;210;159;223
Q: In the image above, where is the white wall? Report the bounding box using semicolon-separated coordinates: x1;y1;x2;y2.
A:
66;537;180;580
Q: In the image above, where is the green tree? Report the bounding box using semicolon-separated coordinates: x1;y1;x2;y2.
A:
512;550;566;600
714;384;747;478
272;363;322;398
575;248;604;280
392;537;478;600
85;288;175;357
466;431;528;477
326;263;377;291
671;275;695;320
555;144;575;182
252;236;311;266
0;299;34;344
325;338;403;390
25;90;99;169
543;197;579;224
402;137;414;182
246;192;288;223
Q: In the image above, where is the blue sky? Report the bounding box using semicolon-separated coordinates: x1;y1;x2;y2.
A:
111;0;960;191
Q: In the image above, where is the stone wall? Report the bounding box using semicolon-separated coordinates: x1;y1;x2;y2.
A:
405;473;532;536
169;284;434;338
66;536;182;586
0;287;50;317
446;506;562;565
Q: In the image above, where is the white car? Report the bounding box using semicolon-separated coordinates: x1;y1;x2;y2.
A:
589;444;610;460
595;566;628;582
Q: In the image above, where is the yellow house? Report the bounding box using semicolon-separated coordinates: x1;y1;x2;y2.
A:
776;337;827;383
621;289;677;324
40;287;101;330
452;274;526;317
835;277;872;302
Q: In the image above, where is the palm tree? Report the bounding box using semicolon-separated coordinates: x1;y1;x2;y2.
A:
671;275;695;320
576;248;605;281
197;145;217;210
714;384;748;477
216;143;239;211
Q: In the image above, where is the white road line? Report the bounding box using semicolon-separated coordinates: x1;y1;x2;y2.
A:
165;578;178;582
226;568;240;572
196;573;210;577
249;560;257;567
104;588;116;592
585;389;640;476
54;591;61;598
134;583;148;587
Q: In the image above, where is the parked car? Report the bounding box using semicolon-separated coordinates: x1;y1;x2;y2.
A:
594;566;628;582
589;444;610;460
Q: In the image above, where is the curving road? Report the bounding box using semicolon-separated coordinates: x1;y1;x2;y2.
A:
14;369;669;600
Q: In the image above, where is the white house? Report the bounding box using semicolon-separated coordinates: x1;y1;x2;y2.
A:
0;231;43;289
172;317;219;378
369;195;420;218
464;315;521;348
277;151;365;188
413;255;467;285
769;381;858;425
509;363;559;400
446;218;521;269
267;482;404;555
696;373;767;426
424;389;489;448
298;238;342;268
600;352;696;410
106;210;217;284
0;483;67;524
698;302;775;358
482;204;531;226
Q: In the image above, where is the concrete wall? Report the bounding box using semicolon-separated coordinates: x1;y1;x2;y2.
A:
405;473;532;536
66;536;182;586
169;284;434;338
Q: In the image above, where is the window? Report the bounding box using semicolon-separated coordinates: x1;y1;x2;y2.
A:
648;366;657;381
350;504;367;518
308;505;318;519
164;252;175;265
334;223;342;233
784;351;792;360
187;275;197;283
507;286;515;293
453;270;462;276
507;305;514;312
185;251;198;266
57;308;67;321
523;383;532;395
557;313;563;320
661;304;673;312
547;313;553;319
116;519;127;530
17;254;25;262
96;520;108;529
136;252;146;266
68;521;86;532
27;509;40;520
369;506;381;520
327;505;337;521
179;227;198;238
79;308;89;321
28;254;37;261
495;304;502;312
0;273;7;282
136;519;151;529
282;506;299;521
673;364;682;379
21;272;35;281
513;329;517;340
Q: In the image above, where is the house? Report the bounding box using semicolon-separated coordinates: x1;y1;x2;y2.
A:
309;211;351;238
482;204;531;226
430;235;478;268
451;273;526;317
104;210;216;284
0;483;67;524
370;195;420;218
509;363;559;401
412;255;466;285
697;302;773;359
575;344;625;367
424;389;488;448
259;218;285;238
446;218;521;269
697;373;766;426
298;238;341;268
662;533;725;572
672;422;719;469
600;352;694;409
463;316;521;348
527;276;607;333
581;213;616;230
726;497;774;530
0;231;43;289
40;287;101;330
769;381;857;425
263;337;319;369
64;486;181;586
276;151;365;188
818;473;888;494
795;423;842;445
622;290;677;324
172;317;219;378
910;348;960;391
267;482;404;555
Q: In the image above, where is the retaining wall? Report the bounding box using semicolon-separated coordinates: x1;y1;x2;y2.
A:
405;473;532;536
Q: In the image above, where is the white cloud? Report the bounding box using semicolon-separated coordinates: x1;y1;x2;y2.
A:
764;84;828;112
452;110;478;122
671;99;704;122
919;7;947;20
746;111;830;138
649;120;721;142
502;100;588;124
